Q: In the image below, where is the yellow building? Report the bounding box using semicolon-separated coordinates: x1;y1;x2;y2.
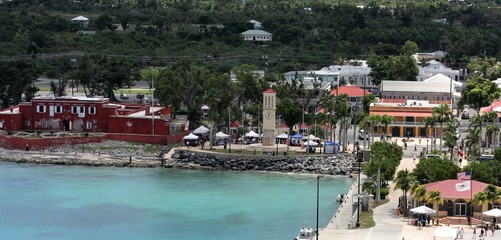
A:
369;100;448;137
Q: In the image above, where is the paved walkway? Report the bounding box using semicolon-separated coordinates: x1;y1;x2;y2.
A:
318;136;482;240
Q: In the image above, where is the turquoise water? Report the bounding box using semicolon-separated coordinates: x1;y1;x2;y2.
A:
0;162;353;240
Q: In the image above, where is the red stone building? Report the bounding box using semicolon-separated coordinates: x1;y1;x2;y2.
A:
0;96;183;136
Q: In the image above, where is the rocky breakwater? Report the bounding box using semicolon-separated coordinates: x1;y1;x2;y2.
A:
168;150;354;175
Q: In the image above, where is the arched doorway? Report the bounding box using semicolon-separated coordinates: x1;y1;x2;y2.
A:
62;119;72;131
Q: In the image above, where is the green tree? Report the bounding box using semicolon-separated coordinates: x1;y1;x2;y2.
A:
140;67;160;90
394;169;414;212
156;61;209;129
363;141;403;187
486;125;500;152
277;97;302;154
362;94;377;114
458;76;501;112
467;57;501;80
432;103;453;151
380;114;396;140
410;184;427;206
413;157;460;184
426;190;443;220
423;116;438;152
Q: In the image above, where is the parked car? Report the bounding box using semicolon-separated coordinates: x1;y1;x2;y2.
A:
479;154;494;161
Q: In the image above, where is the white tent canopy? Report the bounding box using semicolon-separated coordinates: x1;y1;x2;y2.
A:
215;131;230;139
193;125;210;134
483;208;501;217
71;16;89;21
183;133;199;140
304;134;320;140
276;133;289;139
433;226;458;239
245;130;260;138
409;205;436;215
303;140;319;147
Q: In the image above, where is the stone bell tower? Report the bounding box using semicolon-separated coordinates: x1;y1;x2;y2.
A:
262;89;277;146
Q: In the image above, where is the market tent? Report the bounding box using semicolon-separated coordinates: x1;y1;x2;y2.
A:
215;131;230;139
183;133;199;140
291;133;303;139
304;134;320;140
433;226;458;239
245;130;259;138
409;205;436;215
276;133;289;139
483;208;501;217
193;125;210;134
303;140;319;147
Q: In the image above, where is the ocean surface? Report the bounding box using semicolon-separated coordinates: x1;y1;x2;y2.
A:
0;162;353;240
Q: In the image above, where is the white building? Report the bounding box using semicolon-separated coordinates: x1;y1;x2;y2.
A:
71;16;89;28
283;60;375;90
417;60;460;82
380;73;462;104
241;30;272;42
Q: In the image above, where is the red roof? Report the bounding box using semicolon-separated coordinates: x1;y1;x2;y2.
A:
480;100;501;116
423;180;489;199
277;122;288;129
370;111;432;117
230;120;242;128
263;89;276;93
298;122;309;129
330;86;371;97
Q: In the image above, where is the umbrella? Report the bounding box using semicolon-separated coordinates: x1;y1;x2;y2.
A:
303;140;319;147
183;133;199;140
215;131;229;139
433;226;458;239
409;205;436;215
276;133;289;139
193;125;210;134
291;133;303;139
483;208;501;217
245;130;259;138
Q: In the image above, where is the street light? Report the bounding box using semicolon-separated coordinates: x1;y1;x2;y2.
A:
356;150;364;228
316;175;324;240
201;105;212;149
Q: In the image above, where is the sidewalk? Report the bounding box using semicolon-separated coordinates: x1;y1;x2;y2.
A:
319;137;490;240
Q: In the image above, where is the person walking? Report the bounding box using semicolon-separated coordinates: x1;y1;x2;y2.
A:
472;228;476;239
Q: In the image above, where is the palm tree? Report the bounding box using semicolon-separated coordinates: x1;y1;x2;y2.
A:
483;111;498;124
484;184;501;208
423;116;438;152
394;169;414;213
432;103;453;151
473;191;487;209
486;125;500;152
380;114;396;141
320;93;336;142
410;183;427;207
426;190;444;222
466;128;481;160
365;114;381;147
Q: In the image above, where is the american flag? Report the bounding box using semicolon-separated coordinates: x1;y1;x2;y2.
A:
457;171;471;180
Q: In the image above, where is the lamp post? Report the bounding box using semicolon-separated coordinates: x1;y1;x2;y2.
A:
356;150;364;228
201;105;211;149
316;175;324;240
427;139;429;154
228;106;231;153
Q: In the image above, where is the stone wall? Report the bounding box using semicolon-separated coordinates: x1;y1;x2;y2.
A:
168;150;355;175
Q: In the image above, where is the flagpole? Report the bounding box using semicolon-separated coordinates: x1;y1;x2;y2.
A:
470;170;473;220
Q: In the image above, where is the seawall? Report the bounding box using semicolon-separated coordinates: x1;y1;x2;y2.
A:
166;149;355;175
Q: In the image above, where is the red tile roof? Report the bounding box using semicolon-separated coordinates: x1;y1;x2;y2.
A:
370;111;432;117
263;89;276;93
330;86;371;97
423;180;489;199
277;122;288;129
230;120;242;128
480;100;501;116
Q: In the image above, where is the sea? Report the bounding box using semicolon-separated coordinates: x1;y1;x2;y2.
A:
0;162;354;240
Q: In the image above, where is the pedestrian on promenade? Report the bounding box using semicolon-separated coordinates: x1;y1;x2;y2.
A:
413;155;416;163
459;158;463;167
460;228;464;239
480;229;484;239
472;228;476;239
491;224;495;236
